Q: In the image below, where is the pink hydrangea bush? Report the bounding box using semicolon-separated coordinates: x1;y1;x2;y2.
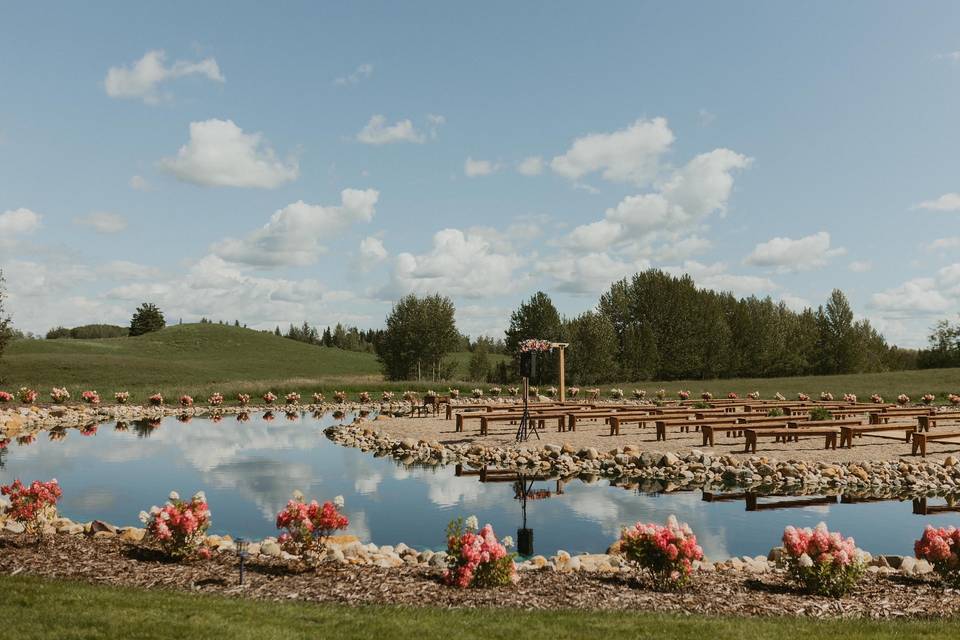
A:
81;390;100;405
915;525;960;587
139;491;211;560
0;478;62;541
18;387;38;404
922;393;936;405
262;391;277;405
237;393;250;406
148;393;163;406
333;390;346;403
443;516;517;588
312;392;325;403
677;390;690;400
285;392;301;405
208;392;224;406
871;393;884;404
275;492;348;563
179;395;193;407
781;523;865;597
950;393;960;406
619;516;703;590
843;393;857;403
797;392;810;401
50;387;70;403
0;391;12;403
897;394;910;405
726;392;737;399
114;391;130;404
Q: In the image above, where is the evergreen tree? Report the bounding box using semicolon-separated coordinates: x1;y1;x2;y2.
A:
505;291;563;382
0;271;11;360
129;303;165;337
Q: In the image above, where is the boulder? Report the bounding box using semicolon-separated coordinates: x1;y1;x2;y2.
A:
260;540;282;557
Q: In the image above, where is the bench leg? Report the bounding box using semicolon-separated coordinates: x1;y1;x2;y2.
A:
656;423;665;441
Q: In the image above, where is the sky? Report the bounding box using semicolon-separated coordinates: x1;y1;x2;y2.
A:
1;1;959;347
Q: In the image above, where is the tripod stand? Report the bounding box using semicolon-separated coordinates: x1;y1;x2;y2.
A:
515;376;539;442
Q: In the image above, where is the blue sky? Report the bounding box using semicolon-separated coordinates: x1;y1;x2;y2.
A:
2;1;960;346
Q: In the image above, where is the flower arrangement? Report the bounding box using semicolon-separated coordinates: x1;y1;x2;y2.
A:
781;523;865;597
726;392;737;399
381;391;394;402
897;393;910;405
208;392;224;406
915;525;960;587
424;390;437;399
148;393;163;406
567;386;579;398
633;389;646;400
114;391;130;404
871;393;884;404
0;478;62;541
333;390;346;403
443;516;516;588
402;391;417;402
237;393;250;406
528;386;539;397
260;391;276;405
507;387;520;397
448;389;460;399
81;390;100;405
276;492;348;562
139;491;211;560
610;388;624;400
312;392;325;404
843;393;857;403
748;391;760;400
80;425;98;436
518;339;552;352
358;391;371;403
0;391;12;403
950;394;960;406
545;386;558;398
489;387;502;397
820;392;834;401
775;392;785;401
472;388;484;398
656;388;667;400
678;390;690;401
50;387;70;403
179;395;194;407
922;393;936;405
18;387;38;404
619;515;703;590
797;393;810;401
701;392;713;400
285;392;301;405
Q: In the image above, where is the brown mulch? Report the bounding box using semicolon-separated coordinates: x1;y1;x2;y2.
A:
1;532;958;619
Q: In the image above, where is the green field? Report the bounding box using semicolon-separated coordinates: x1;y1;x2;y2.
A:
1;575;956;640
0;322;957;405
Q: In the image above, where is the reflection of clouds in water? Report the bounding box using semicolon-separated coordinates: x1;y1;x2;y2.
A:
400;466;488;508
208;458;315;521
69;488;116;512
392;465;411;481
345;509;371;542
354;472;383;495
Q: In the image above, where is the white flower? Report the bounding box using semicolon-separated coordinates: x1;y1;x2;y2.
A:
150;506;161;515
168;491;180;501
465;515;479;531
160;511;170;521
502;535;514;548
292;489;304;501
333;495;345;508
138;510;150;524
193;491;206;502
799;553;814;568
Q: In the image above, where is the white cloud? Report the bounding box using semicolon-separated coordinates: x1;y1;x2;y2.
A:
97;260;161;280
652;235;712;261
930;237;960;250
871;278;952;315
334;63;373;86
698;108;716;126
129;175;150;191
359;236;387;264
780;294;811;312
159;119;299;188
667;261;777;297
426;114;445;139
464;157;499;177
744;231;844;271
561;219;622;252
849;260;873;272
73;211;127;234
356;115;425;145
104;50;224;104
390;229;525;298
517;156;544;176
539;252;650;295
913;193;960;212
936;51;960;62
550;117;674;185
0;208;42;235
214;189;379;267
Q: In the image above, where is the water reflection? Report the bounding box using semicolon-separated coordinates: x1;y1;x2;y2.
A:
2;412;960;558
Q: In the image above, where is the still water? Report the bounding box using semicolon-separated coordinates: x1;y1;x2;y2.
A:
2;411;958;559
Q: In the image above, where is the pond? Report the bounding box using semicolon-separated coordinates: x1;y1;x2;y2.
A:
2;411;958;559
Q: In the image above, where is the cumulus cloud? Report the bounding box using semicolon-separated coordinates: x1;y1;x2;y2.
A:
334;63;373;86
666;261;777;297
913;193;960;212
214;189;379;267
356;115;426;145
561;219;622;252
0;208;42;235
104;50;224;104
744;231;844;271
464;157;499;177
390;229;525;298
517;156;544;176
359;236;388;264
871;278;952;315
550;117;674;185
74;212;127;234
538;252;650;295
848;260;873;272
159;119;299;188
129;175;150;191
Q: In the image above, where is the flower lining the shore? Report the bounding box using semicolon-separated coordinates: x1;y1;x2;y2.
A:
448;389;460;399
781;523;865;597
0;391;12;403
237;393;250;406
179;395;193;407
262;391;277;405
285;392;301;405
843;393;857;403
871;393;884;404
139;491;211;560
922;394;935;405
18;387;38;404
334;391;346;403
610;388;624;399
208;392;224;406
701;392;713;400
507;387;520;396
276;492;349;563
313;392;325;403
545;386;557;398
620;515;703;591
472;388;484;398
727;392;737;399
50;387;70;403
80;425;98;436
81;390;100;405
774;392;785;401
0;478;62;542
748;391;760;400
820;392;833;401
915;525;960;587
677;390;689;400
358;391;371;403
148;393;163;406
797;393;809;401
114;391;130;404
443;516;517;588
633;389;646;399
897;394;910;405
489;387;502;397
382;391;394;402
951;394;960;406
567;386;578;397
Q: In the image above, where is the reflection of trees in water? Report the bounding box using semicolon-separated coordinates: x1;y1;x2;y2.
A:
0;446;6;469
133;419;161;439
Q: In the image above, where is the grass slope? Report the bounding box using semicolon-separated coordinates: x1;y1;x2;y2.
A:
2;575;957;640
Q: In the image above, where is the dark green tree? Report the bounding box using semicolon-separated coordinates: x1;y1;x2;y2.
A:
468;337;494;382
505;291;563;382
563;311;618;384
0;271;11;360
129;302;165;337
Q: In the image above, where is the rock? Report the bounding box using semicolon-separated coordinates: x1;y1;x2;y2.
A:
606;540;623;555
579;447;599;461
429;552;448;568
4;520;25;534
120;527;145;543
92;530;116;539
946;455;958;467
767;546;784;563
530;555;548;568
659;452;680;467
899;556;917;575
90;520;118;535
399;438;417;450
260;540;282;557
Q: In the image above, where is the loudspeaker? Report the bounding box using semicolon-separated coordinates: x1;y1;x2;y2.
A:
519;351;537;378
517;528;534;557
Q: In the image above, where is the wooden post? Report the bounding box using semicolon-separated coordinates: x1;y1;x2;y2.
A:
558;346;566;403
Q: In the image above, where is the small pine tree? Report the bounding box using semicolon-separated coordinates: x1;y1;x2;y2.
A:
129;303;166;337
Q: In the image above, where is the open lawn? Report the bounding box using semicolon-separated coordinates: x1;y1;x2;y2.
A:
0;322;957;405
1;574;957;640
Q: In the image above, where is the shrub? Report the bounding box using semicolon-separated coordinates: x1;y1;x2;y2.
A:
922;394;936;405
358;391;371;403
333;390;346;403
950;393;960;406
148;393;163;406
179;395;193;407
767;407;784;417
507;387;520;397
897;394;910;405
262;391;277;405
139;491;211;560
677;390;690;400
781;523;865;597
809;407;832;421
619;515;703;590
18;387;38;404
0;478;62;541
610;388;624;399
448;389;460;399
915;525;960;587
701;391;713;400
50;387;70;403
473;388;484;398
285;392;301;405
693;401;710;410
236;393;250;406
208;392;223;406
444;516;516;588
81;390;101;405
656;389;667;399
312;392;325;403
114;391;130;404
0;391;12;403
276;492;348;563
633;389;646;399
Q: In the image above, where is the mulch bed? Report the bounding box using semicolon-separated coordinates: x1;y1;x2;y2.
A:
1;532;959;619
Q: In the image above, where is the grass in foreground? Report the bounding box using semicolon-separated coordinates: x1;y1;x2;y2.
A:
1;574;958;640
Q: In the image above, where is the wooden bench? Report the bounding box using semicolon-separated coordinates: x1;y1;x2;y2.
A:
871;408;934;424
911;431;960;457
566;409;654;433
743;426;839;453
918;415;960;431
654;418;738;441
839;422;915;448
700;420;793;446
